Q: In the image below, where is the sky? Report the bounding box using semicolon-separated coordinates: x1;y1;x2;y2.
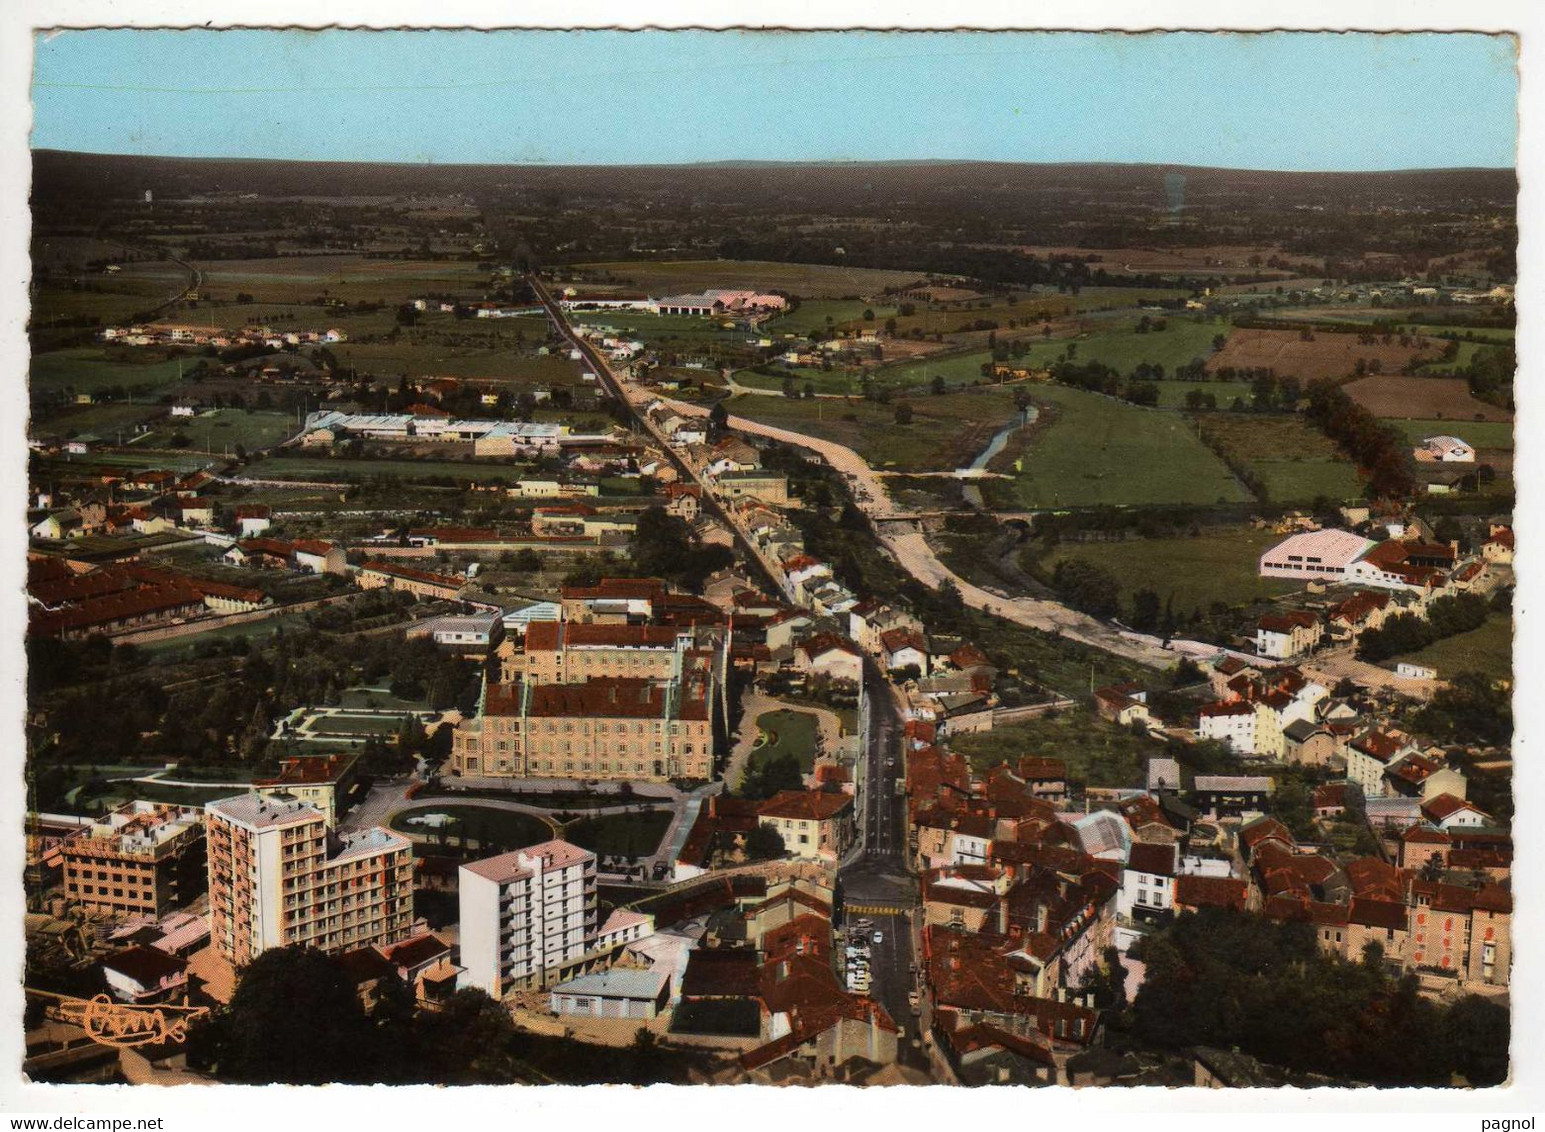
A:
29;29;1519;170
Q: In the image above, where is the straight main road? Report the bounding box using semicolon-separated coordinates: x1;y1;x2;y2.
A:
839;659;927;1072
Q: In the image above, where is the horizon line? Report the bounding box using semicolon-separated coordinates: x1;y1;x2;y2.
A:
31;147;1518;177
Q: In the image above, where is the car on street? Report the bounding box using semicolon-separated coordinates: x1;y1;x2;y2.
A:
872;930;884;944
907;990;920;1014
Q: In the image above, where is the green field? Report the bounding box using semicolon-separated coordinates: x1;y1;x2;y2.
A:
1196;414;1364;503
133;613;314;660
139;409;297;452
1392;615;1512;685
1399;324;1514;343
766;299;897;336
563;810;674;859
175;256;490;305
389;804;553;850
329;342;582;382
1391;419;1515;451
727;387;1021;472
31;348;193;396
564;259;925;298
30;282;184;326
250;453;531;482
1411;341;1499;374
753;709;821;773
568;310;746;340
1004;316;1224;377
989;384;1251;508
1152;380;1252;409
1043;527;1302;615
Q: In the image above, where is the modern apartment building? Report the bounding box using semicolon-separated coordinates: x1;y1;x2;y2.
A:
60;801;206;918
205;794;414;966
458;839;599;997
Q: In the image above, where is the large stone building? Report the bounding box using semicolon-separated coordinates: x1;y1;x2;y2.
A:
500;621;693;684
450;675;716;782
205;795;414;966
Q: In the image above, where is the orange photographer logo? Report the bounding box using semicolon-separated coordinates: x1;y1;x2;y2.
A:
58;994;210;1048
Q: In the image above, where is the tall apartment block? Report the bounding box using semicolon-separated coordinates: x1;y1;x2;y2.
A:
60;801;206;918
205;794;414;966
459;839;599;997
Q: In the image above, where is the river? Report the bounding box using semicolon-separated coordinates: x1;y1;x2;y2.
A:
960;405;1036;508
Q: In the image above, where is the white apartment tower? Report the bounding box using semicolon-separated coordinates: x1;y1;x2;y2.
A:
205;794;415;966
458;839;599;997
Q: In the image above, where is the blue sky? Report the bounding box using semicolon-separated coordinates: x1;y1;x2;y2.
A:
30;29;1518;170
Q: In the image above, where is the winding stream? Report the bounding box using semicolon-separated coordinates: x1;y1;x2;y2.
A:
960;405;1037;508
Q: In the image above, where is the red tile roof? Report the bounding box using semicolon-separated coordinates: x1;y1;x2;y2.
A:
757;790;853;822
1175;875;1248;912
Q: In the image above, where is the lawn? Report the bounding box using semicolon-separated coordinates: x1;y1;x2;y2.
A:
988;384;1251;508
1391;614;1512;685
564;259;925;298
1391;419;1514;451
946;709;1156;790
1004;316;1224;377
1196;414;1365;503
727;387;1022;472
563;811;674;859
389;804;553;850
754;709;821;773
1042;527;1303;616
337;686;431;712
305;714;416;737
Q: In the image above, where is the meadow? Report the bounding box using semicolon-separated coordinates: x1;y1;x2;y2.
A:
1392;418;1514;451
1391;614;1512;686
1004;315;1224;377
987;384;1252;508
727;387;1022;472
564;259;925;298
1042;527;1303;616
1196;413;1364;503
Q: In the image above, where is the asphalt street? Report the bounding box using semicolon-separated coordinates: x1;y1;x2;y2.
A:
839;659;928;1071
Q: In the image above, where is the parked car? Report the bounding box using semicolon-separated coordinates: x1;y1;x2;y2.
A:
872;930;884;944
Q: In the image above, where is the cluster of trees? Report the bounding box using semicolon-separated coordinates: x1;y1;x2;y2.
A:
185;947;701;1085
1465;340;1515;408
1130;909;1509;1086
737;752;805;800
1304;378;1415;497
628;505;735;593
28;597;481;781
1414;670;1512;750
1355;592;1492;662
1048;559;1121;619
